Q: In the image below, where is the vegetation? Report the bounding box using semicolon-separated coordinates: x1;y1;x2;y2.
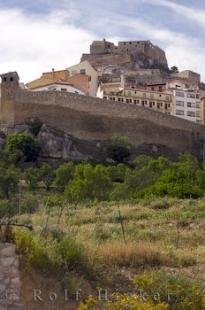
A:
0;132;204;308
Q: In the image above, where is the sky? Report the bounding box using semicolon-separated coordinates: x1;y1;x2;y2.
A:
0;0;205;82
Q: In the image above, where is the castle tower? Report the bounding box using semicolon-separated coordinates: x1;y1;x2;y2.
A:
0;72;19;124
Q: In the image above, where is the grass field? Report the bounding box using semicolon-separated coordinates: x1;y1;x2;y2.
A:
12;197;205;309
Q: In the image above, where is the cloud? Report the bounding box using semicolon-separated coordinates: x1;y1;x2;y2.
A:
1;2;205;83
0;7;95;82
144;0;205;27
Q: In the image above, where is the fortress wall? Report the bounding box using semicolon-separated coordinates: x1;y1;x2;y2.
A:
1;71;205;159
7;89;204;158
13;97;199;155
14;89;205;134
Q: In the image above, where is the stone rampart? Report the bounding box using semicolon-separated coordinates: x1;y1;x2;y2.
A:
1;72;205;160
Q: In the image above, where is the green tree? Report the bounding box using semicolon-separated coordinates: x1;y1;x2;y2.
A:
150;154;202;198
65;164;112;203
4;133;40;163
106;134;131;163
54;162;75;192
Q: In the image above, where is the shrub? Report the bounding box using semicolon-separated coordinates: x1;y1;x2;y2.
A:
0;200;10;218
20;194;39;214
150;199;170;210
54;162;75;192
134;270;205;310
26;117;43;136
4;133;40;163
0;166;19;199
24;167;40;191
57;236;83;268
106;134;131;163
13;229;50;270
65;164;112;203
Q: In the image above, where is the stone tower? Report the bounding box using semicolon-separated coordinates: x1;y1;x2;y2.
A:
0;72;19;124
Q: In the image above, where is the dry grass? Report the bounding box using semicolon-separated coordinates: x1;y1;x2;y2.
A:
97;241;172;267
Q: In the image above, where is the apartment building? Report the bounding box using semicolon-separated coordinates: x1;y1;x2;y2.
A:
103;87;172;114
171;89;202;124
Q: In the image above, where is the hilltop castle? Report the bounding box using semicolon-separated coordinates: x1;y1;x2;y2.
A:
81;39;168;71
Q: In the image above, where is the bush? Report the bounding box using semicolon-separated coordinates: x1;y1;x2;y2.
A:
24;167;40;191
150;199;170;210
134;270;205;310
65;164;112;203
20;194;39;214
106;134;131;163
54;162;75;192
4;133;40;163
13;229;50;270
26;117;43;136
57;236;83;268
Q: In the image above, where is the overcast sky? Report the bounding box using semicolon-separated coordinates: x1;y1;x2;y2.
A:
0;0;205;82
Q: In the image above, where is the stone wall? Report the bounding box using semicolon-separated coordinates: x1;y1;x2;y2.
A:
0;243;22;309
1;73;205;160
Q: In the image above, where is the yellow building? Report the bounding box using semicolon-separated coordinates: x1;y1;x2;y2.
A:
103;87;172;114
27;69;70;89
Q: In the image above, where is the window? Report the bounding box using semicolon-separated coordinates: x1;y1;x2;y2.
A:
176;91;185;97
80;69;86;75
187;111;195;117
176;101;184;107
10;77;13;82
159;86;162;92
187;93;195;99
151;87;154;91
61;88;67;92
143;93;146;98
3;77;6;82
176;110;184;116
187;102;195;108
196;102;200;108
48;86;56;91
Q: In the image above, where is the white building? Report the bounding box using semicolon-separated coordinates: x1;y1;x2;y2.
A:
172;89;202;124
32;82;85;95
67;60;98;97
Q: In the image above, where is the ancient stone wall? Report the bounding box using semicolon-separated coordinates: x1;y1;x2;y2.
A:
1;73;205;160
0;243;22;309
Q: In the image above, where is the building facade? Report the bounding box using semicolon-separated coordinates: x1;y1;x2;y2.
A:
67;60;98;97
103;87;172;114
171;89;202;124
32;82;85;95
